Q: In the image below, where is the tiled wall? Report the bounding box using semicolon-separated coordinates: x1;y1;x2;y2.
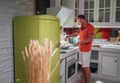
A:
50;0;61;7
0;0;34;83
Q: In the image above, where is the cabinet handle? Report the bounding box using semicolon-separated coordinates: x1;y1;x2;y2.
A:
114;59;117;63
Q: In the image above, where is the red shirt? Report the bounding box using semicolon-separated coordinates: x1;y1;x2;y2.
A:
79;24;94;52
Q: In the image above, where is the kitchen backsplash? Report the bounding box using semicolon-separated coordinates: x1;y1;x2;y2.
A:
63;28;120;41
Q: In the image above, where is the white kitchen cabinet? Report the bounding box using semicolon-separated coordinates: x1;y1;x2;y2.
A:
114;0;120;22
112;0;120;27
91;48;120;82
98;0;111;22
79;0;120;28
60;59;65;83
102;55;117;76
80;0;112;25
83;0;95;22
100;52;119;77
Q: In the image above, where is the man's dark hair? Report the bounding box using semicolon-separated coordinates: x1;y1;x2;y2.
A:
77;15;86;20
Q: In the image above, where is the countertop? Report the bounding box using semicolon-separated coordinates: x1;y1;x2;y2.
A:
60;47;79;60
92;46;120;53
60;43;120;61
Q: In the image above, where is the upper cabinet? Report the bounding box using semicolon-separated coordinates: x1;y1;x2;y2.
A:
79;0;120;28
115;0;120;22
98;0;111;22
62;0;120;28
84;0;95;22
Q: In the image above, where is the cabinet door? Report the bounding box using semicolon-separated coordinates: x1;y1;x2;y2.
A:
98;0;111;22
102;56;117;76
115;0;120;22
39;18;60;83
84;0;95;22
14;17;38;83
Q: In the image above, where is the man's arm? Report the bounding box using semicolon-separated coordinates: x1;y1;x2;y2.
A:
75;34;94;46
80;34;94;44
70;31;79;37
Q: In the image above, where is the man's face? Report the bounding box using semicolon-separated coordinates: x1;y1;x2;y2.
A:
76;18;82;25
77;18;85;25
76;18;85;28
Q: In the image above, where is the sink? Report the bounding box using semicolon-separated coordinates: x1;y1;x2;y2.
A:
60;50;67;54
60;46;76;54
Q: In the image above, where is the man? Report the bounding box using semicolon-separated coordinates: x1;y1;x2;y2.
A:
75;15;94;83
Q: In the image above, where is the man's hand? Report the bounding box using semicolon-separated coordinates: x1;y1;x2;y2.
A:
70;32;79;37
74;41;82;46
74;42;80;46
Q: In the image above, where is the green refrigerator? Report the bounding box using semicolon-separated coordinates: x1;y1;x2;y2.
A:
13;15;60;83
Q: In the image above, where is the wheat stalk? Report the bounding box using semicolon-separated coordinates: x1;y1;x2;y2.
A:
20;38;59;83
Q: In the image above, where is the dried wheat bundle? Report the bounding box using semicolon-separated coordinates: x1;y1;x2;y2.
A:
21;38;59;83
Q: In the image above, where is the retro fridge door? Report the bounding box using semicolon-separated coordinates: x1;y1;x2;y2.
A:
38;17;60;83
13;16;38;83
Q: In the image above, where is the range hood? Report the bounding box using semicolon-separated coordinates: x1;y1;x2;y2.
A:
47;6;75;27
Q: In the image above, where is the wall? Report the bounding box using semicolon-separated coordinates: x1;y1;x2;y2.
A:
0;0;34;83
50;0;61;7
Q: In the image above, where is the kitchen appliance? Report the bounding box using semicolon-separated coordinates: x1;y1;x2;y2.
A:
47;6;74;27
13;15;60;83
66;53;78;83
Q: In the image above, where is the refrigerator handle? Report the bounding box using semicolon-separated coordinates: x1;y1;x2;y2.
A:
55;42;60;48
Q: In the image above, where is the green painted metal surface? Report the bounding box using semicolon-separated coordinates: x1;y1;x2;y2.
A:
13;15;60;83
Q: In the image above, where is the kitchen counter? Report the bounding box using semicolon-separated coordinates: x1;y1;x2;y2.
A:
60;41;120;61
60;45;120;61
92;47;120;53
92;39;120;53
60;44;120;82
60;47;79;60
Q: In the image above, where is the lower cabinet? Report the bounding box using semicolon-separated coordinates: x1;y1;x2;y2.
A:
101;54;117;76
60;59;65;83
91;50;120;82
60;51;79;83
